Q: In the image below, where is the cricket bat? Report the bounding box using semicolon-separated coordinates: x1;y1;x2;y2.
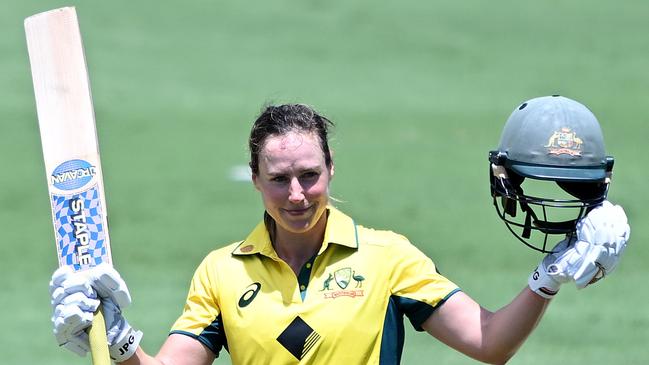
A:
25;7;113;365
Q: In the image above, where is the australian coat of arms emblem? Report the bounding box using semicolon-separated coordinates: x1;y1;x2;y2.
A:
545;127;583;156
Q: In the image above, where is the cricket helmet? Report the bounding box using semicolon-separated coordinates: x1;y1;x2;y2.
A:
489;95;614;252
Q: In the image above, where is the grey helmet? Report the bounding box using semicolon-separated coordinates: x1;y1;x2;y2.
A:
489;95;614;252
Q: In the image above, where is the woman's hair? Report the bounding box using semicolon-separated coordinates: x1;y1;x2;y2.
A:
248;104;334;175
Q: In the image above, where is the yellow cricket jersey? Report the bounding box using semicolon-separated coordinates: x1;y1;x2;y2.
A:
171;207;460;364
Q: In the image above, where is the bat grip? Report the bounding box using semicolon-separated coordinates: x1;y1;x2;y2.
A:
89;305;112;365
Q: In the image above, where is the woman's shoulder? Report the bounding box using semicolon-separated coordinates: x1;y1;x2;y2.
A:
200;240;247;263
329;206;412;248
354;224;412;248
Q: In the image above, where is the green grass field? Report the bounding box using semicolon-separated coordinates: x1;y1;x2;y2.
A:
2;1;648;364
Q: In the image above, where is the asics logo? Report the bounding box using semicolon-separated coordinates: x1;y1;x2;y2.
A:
238;282;261;308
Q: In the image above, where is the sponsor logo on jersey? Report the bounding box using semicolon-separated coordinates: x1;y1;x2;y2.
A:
51;159;97;190
320;267;365;299
277;316;321;360
238;282;261;308
545;128;583;156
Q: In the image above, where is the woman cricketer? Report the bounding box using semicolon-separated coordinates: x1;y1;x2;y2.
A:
50;100;629;364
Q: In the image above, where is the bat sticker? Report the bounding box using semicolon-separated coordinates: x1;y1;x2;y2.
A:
50;159;97;190
52;185;109;270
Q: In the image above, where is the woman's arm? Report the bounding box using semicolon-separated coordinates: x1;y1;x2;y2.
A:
120;334;216;365
422;288;549;365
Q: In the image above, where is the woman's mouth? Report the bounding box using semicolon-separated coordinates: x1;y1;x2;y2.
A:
284;206;311;216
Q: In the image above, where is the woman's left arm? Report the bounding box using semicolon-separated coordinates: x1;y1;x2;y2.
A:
423;200;629;364
422;288;549;365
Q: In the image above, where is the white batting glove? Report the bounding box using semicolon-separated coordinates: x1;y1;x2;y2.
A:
50;269;99;356
528;237;573;299
50;264;143;362
572;200;630;287
528;201;630;298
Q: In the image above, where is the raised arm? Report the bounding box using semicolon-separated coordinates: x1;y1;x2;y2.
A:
50;265;216;365
422;288;548;365
423;201;629;364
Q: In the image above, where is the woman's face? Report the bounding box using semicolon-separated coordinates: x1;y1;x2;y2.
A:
252;131;333;236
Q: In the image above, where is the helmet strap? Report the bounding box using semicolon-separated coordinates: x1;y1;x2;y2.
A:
522;211;532;238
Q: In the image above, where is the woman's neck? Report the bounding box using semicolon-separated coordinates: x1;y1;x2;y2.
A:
271;212;327;275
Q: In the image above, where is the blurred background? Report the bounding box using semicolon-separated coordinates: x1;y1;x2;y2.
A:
2;0;647;364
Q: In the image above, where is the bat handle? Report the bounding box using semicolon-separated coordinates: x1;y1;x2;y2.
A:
89;304;112;365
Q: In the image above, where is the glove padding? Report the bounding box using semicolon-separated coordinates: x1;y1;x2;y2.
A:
572;200;629;286
529;201;630;298
50;264;142;362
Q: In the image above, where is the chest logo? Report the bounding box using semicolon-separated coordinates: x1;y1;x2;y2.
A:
320;267;365;299
334;268;351;289
238;282;261;308
277;316;321;360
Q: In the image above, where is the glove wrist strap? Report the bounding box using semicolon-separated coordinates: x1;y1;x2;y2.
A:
528;265;560;299
109;327;143;363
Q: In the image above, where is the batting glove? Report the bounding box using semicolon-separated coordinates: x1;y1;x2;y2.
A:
528;237;574;299
528;200;630;299
572;200;630;287
50;264;143;362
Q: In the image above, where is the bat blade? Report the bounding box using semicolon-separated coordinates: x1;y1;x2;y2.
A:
25;7;112;364
25;6;112;271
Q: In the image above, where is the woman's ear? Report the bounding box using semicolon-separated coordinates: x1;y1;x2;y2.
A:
251;173;261;191
329;150;335;178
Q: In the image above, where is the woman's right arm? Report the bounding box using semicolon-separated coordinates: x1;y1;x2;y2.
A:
120;334;215;365
51;264;217;365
